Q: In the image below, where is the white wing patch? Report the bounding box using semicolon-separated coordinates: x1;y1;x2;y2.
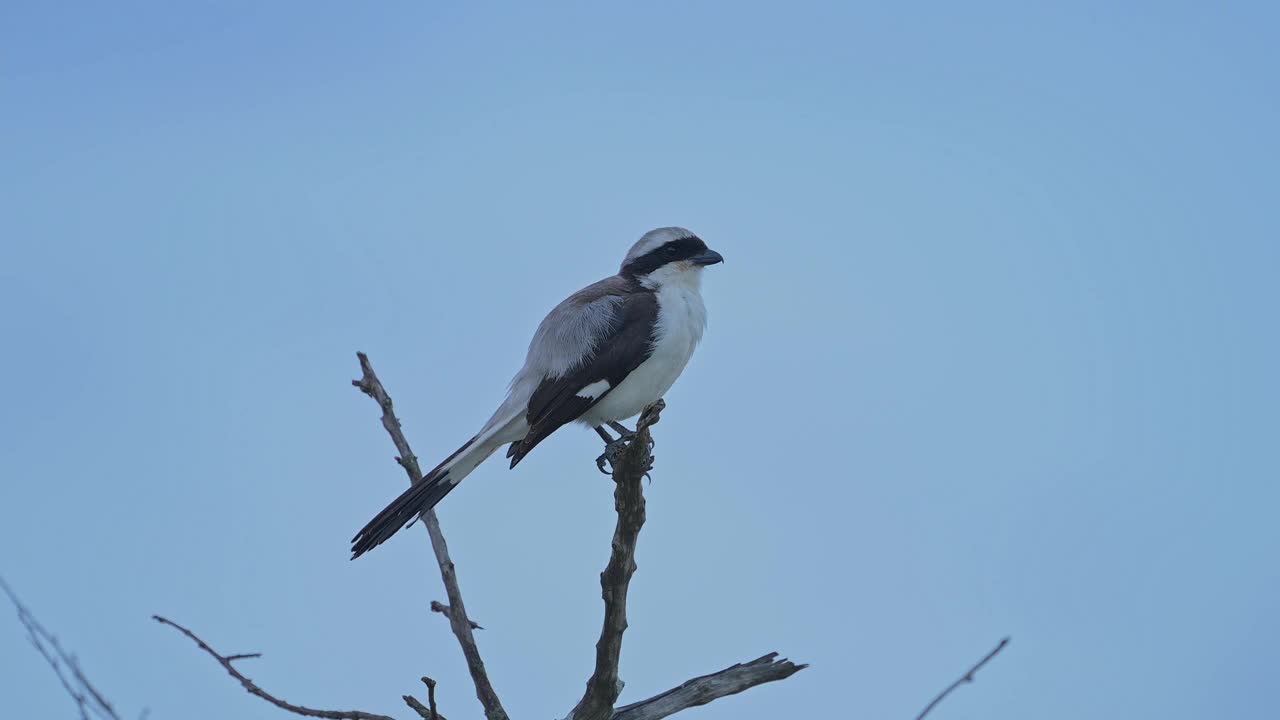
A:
576;379;611;400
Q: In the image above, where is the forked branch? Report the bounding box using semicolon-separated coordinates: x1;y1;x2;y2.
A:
10;350;1003;720
353;352;508;720
566;400;664;720
404;676;446;720
566;400;808;720
2;576;123;720
153;615;395;720
351;356;807;720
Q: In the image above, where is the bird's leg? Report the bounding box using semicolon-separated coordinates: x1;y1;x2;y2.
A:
595;400;664;480
611;420;654;453
595;426;619;474
607;421;635;439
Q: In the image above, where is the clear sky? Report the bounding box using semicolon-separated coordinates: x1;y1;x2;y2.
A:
2;2;1277;718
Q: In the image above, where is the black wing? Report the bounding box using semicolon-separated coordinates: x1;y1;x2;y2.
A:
507;289;658;467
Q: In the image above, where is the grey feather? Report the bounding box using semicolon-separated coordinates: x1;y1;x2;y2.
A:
477;276;632;435
522;276;632;378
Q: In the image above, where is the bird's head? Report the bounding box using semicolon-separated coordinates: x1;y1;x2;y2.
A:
619;227;723;289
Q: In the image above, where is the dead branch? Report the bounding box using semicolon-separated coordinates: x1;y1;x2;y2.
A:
566;400;664;720
152;615;395;720
353;353;804;720
404;696;433;720
403;676;444;720
915;637;1010;720
1;575;122;720
611;653;807;720
352;351;508;720
423;677;440;720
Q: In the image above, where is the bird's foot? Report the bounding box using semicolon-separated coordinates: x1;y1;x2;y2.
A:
596;438;626;475
594;433;656;477
594;423;633;474
592;404;663;477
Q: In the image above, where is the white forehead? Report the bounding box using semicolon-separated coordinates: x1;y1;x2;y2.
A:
623;227;697;265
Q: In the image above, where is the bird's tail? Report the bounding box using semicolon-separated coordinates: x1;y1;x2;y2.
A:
350;410;525;559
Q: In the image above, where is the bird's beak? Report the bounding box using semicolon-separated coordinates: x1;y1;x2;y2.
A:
692;248;724;266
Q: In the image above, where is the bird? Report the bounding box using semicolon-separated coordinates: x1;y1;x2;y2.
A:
350;227;724;558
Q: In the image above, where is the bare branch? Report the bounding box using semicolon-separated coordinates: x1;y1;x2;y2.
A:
404;676;445;720
422;677;440;720
404;696;433;720
152;615;395;720
567;400;663;720
1;575;122;720
354;355;805;719
25;627;93;720
352;352;509;720
915;637;1010;720
611;653;807;720
429;601;483;630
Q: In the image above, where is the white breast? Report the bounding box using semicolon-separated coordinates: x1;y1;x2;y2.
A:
581;276;707;425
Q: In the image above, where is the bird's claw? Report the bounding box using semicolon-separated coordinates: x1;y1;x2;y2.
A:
593;404;663;477
595;433;650;476
596;437;628;475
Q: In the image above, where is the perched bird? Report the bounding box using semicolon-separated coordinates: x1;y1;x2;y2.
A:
351;227;723;558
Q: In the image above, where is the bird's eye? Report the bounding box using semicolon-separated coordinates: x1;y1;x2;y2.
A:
665;246;678;257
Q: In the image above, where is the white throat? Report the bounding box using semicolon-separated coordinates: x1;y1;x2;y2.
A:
639;262;704;292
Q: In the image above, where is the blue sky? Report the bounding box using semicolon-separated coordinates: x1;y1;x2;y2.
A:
2;2;1277;718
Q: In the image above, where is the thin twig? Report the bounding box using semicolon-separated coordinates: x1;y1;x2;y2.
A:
25;627;91;720
1;575;122;720
404;676;444;720
567;400;664;720
611;653;807;720
915;637;1010;720
353;351;509;720
152;615;395;720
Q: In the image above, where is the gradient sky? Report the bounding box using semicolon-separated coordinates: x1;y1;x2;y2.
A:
2;2;1278;719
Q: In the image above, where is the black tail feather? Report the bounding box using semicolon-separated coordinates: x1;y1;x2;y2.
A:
350;469;460;559
351;436;481;559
